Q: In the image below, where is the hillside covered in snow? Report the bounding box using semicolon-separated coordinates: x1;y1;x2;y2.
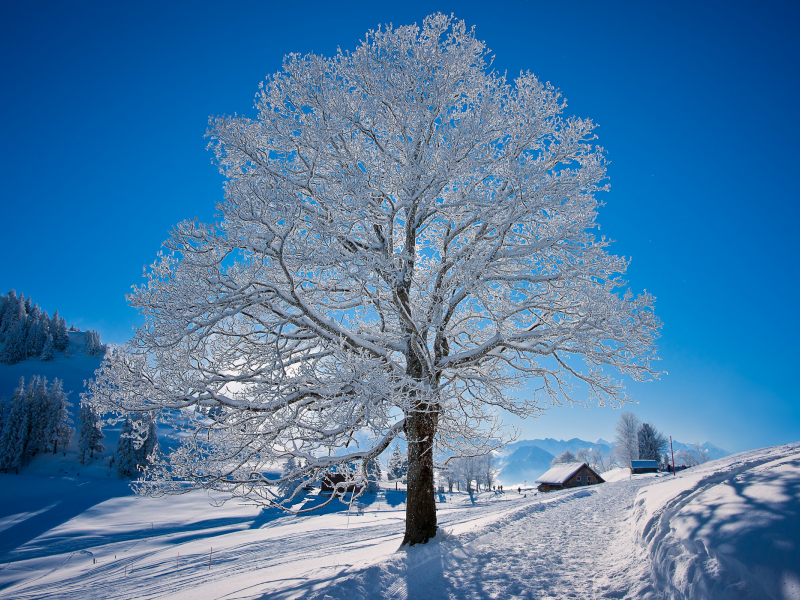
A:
0;440;796;599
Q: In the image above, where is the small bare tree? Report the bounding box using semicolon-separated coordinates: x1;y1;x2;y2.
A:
613;411;642;466
692;442;710;463
552;449;577;466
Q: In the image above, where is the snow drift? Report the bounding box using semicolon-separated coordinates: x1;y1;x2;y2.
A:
628;442;800;599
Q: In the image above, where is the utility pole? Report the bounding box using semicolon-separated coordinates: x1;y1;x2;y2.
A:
670;436;676;477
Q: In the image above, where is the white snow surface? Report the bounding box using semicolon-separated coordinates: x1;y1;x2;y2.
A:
0;443;797;599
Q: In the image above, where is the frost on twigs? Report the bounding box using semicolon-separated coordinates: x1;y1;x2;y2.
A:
83;14;661;540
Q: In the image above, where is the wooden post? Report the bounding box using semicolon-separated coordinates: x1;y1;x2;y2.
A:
670;436;676;477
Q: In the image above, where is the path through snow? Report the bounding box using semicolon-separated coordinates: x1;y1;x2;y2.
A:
309;477;659;600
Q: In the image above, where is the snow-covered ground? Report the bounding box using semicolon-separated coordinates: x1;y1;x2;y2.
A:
1;443;798;599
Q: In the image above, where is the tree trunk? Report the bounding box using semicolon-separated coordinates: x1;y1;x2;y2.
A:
402;408;438;546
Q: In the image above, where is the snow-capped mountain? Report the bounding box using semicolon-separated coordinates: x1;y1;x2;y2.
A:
497;445;555;487
506;437;613;457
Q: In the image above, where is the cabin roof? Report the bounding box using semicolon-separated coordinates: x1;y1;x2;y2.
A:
535;462;587;485
630;460;659;469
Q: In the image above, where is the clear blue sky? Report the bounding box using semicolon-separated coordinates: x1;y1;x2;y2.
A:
1;1;797;453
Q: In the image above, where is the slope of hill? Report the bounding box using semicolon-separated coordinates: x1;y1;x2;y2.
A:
0;331;129;478
2;442;795;599
0;331;102;408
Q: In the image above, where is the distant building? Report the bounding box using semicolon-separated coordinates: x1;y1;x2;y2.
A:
630;460;659;474
535;462;605;493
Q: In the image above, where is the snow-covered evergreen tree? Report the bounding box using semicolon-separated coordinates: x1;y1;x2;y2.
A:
26;376;49;456
78;405;105;464
55;316;68;351
84;330;107;357
277;456;305;499
387;445;407;483
638;422;668;461
365;458;382;493
1;318;28;365
116;417;138;477
50;379;73;455
40;333;55;361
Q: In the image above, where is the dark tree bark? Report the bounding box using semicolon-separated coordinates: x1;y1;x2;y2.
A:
402;407;438;546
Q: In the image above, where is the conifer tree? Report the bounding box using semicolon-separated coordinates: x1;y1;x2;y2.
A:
27;376;49;456
40;333;55;361
54;317;69;351
1;318;28;365
116;417;138;477
388;445;407;484
135;420;158;466
278;456;304;498
48;379;73;454
78;405;105;464
365;458;382;493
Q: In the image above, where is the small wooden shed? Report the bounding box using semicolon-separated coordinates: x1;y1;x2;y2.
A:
535;462;605;493
630;460;659;474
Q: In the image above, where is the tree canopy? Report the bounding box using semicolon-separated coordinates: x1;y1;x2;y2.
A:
85;14;661;545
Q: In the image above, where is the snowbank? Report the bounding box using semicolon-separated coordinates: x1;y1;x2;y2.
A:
629;442;800;599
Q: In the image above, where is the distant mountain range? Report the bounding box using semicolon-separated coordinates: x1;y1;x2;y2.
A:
496;437;730;486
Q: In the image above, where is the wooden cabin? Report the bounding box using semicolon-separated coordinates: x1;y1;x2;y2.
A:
535;462;605;492
630;460;659;474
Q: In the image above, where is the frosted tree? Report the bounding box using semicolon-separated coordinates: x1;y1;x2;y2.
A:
1;318;27;365
84;330;107;357
638;422;668;461
675;449;700;467
51;312;68;352
277;456;305;499
692;442;709;463
83;14;661;546
590;446;610;472
77;405;105;465
365;458;382;493
551;449;577;466
40;333;55;361
481;453;495;490
613;411;641;467
115;417;138;477
387;444;408;485
50;379;73;455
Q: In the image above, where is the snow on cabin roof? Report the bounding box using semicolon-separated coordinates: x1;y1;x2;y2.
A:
630;460;659;469
535;462;587;485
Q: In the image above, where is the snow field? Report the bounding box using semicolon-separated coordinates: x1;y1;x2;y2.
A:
2;442;798;599
623;442;800;599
